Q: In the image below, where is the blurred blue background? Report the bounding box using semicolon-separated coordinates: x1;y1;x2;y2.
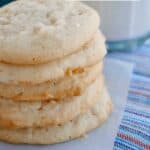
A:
0;0;14;7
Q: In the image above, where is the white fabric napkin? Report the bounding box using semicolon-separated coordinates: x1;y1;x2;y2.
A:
0;57;133;150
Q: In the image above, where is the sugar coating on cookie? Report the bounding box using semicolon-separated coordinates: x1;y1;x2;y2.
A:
0;86;112;144
0;32;106;84
0;0;100;64
0;63;102;101
0;75;104;128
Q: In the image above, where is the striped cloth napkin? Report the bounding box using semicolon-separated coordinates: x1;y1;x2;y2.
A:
108;43;150;150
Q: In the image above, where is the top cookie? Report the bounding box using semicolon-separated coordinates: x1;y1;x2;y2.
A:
0;0;100;64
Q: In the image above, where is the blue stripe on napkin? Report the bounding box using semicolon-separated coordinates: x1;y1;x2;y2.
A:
112;44;150;149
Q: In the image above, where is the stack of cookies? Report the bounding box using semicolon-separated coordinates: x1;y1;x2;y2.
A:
0;0;112;144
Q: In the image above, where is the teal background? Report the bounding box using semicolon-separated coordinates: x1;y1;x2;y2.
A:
107;32;150;52
0;0;14;7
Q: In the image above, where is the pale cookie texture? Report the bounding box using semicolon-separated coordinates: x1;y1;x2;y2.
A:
0;32;106;84
0;0;100;64
0;86;112;144
0;75;104;128
0;63;102;101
